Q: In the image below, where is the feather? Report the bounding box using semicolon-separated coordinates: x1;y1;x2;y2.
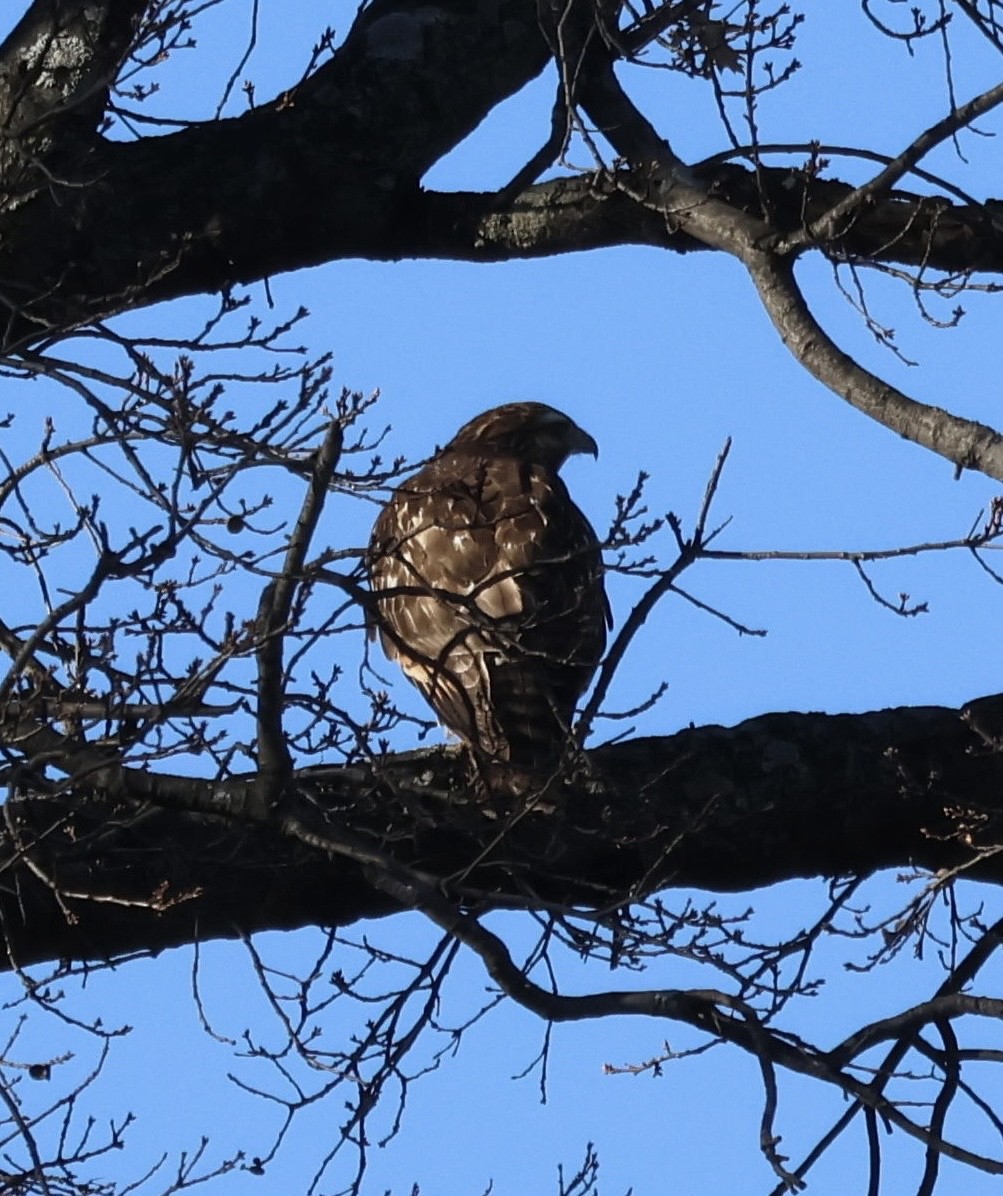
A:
368;402;609;775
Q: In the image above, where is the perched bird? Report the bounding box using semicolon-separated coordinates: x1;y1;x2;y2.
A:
368;402;610;780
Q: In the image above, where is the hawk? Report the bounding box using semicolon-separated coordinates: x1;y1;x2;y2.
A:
368;402;610;778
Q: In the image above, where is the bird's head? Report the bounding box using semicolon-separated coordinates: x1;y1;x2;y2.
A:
447;402;598;472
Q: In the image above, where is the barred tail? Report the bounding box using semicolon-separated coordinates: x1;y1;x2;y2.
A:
483;658;579;772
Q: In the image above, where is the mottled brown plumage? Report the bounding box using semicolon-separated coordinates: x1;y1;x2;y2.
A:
368;402;610;775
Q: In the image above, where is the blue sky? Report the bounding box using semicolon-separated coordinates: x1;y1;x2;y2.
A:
4;2;1003;1193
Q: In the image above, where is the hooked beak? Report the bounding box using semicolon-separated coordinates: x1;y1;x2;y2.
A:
568;422;599;460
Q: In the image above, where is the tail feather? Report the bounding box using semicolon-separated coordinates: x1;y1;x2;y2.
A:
482;657;578;771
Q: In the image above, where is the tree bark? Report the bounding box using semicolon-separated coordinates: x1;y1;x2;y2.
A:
2;0;1003;349
6;694;1003;972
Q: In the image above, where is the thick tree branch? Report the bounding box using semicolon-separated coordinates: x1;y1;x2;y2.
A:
0;0;146;181
747;253;1003;479
4;694;1003;972
574;49;1003;478
0;0;552;347
2;2;1003;348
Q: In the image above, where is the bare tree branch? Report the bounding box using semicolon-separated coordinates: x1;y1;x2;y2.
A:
6;693;1003;971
